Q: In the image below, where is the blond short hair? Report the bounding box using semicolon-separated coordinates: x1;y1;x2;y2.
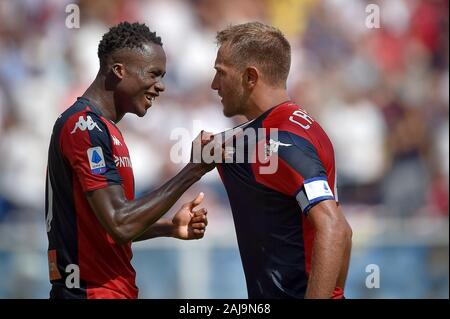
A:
216;22;291;87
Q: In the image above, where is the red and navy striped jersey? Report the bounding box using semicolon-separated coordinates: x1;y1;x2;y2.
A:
217;101;337;299
45;97;137;299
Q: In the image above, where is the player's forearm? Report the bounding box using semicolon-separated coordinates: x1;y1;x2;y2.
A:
305;220;351;299
132;219;175;242
114;163;206;243
336;224;352;289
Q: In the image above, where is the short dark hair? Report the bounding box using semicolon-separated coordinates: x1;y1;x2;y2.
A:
98;21;162;68
216;22;291;87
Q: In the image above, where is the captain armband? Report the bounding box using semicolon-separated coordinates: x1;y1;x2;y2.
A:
295;177;335;214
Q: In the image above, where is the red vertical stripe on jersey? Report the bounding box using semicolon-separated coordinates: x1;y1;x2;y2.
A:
251;139;304;196
59;112;109;191
252;156;303;195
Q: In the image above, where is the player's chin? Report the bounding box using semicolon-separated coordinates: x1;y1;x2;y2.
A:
223;107;237;118
135;103;150;117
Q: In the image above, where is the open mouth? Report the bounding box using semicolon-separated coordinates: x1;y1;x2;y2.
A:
145;94;155;103
144;93;158;108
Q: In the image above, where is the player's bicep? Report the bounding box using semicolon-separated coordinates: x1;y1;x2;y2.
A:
86;185;127;239
306;199;340;229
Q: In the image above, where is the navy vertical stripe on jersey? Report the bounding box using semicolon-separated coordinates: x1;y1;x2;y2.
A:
85;112;122;186
276;131;327;180
46;100;89;297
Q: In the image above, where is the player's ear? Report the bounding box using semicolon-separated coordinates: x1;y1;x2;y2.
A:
245;66;258;89
111;63;125;80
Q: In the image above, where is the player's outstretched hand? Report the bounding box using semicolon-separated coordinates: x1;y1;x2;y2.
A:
190;130;223;173
172;192;208;240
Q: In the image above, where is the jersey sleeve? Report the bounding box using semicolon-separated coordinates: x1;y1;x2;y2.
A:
60;112;122;192
278;131;335;214
254;130;335;214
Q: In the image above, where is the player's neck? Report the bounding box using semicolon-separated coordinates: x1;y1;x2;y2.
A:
244;88;290;120
82;74;122;123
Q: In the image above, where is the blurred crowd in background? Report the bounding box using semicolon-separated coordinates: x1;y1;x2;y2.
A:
0;0;448;298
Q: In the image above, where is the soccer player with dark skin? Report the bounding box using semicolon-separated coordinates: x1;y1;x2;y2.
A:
83;27;212;245
46;22;214;299
210;22;353;299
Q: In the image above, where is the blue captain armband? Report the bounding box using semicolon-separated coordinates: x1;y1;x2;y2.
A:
296;177;335;215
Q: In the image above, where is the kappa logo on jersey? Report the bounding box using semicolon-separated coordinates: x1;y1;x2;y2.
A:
265;139;292;157
71;115;102;134
114;155;132;168
87;147;106;174
112;135;122;146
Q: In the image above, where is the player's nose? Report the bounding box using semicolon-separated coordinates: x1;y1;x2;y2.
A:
155;80;165;93
211;74;219;91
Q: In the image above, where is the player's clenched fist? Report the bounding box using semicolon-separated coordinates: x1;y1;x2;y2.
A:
172;192;208;240
190;130;222;171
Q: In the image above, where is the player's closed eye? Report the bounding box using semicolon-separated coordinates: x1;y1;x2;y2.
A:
149;70;165;81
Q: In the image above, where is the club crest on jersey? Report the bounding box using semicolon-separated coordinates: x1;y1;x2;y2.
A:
87;147;106;174
265;139;292;158
71;115;102;134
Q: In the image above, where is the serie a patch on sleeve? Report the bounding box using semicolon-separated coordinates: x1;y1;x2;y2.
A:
296;177;335;214
87;146;106;174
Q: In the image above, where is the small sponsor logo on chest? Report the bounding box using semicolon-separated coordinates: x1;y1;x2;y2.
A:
114;155;132;168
